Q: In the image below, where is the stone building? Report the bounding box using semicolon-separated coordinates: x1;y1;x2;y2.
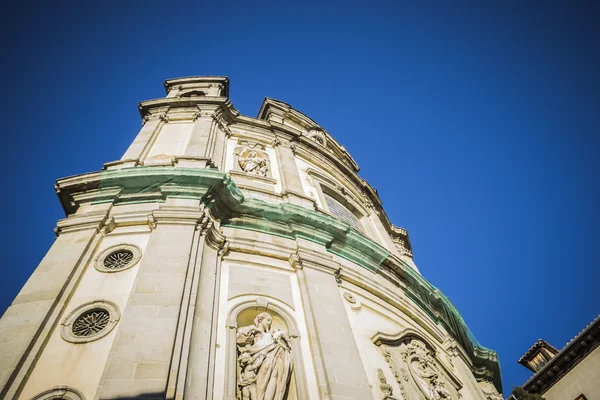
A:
515;315;600;399
0;77;502;400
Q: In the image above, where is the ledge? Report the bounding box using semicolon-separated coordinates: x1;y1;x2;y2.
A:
54;166;502;392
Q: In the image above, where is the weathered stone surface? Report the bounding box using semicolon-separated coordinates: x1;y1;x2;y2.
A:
0;227;98;395
96;223;195;399
229;265;294;308
0;76;503;400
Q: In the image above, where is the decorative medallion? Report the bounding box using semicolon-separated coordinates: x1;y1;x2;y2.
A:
60;300;120;343
306;128;327;146
94;244;142;273
343;292;357;304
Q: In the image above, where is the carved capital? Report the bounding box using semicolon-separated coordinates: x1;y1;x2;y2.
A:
192;111;202;121
288;252;303;270
159;113;170;123
212;112;232;136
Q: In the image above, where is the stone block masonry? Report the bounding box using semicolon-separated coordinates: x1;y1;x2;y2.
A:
96;224;195;399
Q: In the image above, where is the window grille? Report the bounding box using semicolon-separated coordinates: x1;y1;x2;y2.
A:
323;192;364;233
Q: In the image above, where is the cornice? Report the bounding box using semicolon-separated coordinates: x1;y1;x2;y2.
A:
53;166;501;391
163;76;229;96
137;97;239;120
55;212;108;235
133;90;398;246
257;98;359;170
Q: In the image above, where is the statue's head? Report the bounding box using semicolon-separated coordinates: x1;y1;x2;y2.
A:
254;312;272;331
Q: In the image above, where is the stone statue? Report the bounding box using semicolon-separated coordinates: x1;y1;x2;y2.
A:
377;368;397;399
238;145;269;177
430;374;451;399
236;312;293;400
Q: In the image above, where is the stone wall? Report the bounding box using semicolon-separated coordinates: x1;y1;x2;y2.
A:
543;346;600;400
0;76;502;400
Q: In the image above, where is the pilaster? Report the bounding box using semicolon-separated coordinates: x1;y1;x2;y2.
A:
274;139;314;208
291;245;373;400
0;222;104;398
122;113;168;162
182;222;226;400
96;208;201;399
184;108;214;160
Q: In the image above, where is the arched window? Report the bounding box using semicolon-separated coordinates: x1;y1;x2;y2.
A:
179;90;206;98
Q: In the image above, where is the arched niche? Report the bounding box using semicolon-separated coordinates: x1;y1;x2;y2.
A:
224;296;308;400
372;328;463;400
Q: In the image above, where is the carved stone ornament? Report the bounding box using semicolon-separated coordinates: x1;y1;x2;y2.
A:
377;368;398;399
343;292;357;304
380;338;459;400
305;128;327;147
403;340;453;399
31;386;85;400
60;300;120;344
236;311;293;400
94;244;142;273
235;141;270;177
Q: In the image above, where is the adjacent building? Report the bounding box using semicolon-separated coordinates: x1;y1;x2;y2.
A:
0;77;503;400
517;315;600;399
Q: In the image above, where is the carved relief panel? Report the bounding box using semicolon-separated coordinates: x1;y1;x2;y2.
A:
380;338;460;400
234;141;272;178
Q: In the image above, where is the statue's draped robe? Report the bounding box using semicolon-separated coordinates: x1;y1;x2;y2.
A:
237;326;293;400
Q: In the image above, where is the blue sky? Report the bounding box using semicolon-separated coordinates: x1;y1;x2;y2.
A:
1;0;598;394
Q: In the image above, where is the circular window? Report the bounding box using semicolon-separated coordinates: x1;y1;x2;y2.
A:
94;244;141;273
31;386;85;400
61;300;120;344
72;309;110;337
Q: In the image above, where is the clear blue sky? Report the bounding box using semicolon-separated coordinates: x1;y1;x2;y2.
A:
1;0;598;394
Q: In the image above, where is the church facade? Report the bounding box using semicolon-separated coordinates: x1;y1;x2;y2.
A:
0;77;502;400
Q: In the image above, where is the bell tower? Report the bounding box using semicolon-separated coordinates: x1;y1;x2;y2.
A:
0;77;503;400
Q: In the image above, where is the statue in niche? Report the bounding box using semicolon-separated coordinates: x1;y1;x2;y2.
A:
236;312;293;400
236;142;270;177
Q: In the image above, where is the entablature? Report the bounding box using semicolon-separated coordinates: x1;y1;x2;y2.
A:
53;166;501;392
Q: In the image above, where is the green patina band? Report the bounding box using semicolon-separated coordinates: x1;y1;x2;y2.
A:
93;166;501;391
